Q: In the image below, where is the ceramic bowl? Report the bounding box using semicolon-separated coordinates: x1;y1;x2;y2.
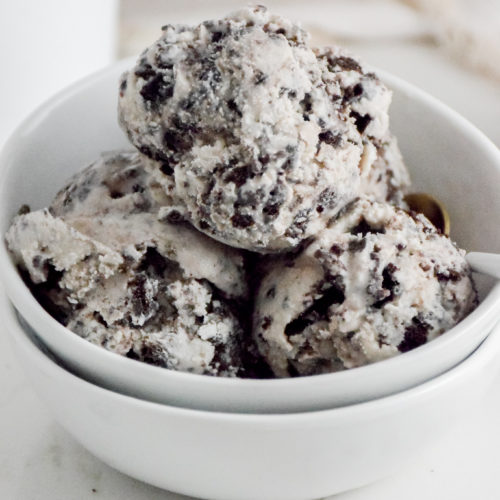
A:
0;60;499;413
6;293;500;500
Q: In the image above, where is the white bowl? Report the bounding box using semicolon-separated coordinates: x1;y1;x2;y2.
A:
0;60;499;413
6;292;500;500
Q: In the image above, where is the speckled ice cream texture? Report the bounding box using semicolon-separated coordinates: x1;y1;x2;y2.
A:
357;133;410;206
314;45;411;205
6;151;248;376
253;198;477;377
118;6;369;252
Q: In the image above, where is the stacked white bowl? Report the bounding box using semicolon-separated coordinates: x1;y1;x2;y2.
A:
1;61;499;499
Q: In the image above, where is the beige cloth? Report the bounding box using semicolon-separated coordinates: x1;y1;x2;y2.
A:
401;0;500;81
119;0;500;81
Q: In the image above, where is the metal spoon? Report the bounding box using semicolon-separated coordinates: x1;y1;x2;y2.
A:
404;193;500;280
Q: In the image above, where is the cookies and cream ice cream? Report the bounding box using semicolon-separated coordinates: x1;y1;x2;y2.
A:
6;152;248;376
253;198;477;377
118;6;365;252
5;7;477;378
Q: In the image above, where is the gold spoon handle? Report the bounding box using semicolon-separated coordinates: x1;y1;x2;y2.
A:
403;194;499;279
404;193;450;236
466;252;500;280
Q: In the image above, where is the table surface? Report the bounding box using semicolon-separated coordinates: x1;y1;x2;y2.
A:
1;3;500;499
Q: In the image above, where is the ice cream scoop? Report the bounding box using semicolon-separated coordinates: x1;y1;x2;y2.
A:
253;198;477;376
6;151;249;377
117;6;415;253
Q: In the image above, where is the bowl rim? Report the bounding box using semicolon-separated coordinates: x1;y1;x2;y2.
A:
0;59;500;391
6;291;500;422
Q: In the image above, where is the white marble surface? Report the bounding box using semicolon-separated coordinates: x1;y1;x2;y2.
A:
1;2;500;498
